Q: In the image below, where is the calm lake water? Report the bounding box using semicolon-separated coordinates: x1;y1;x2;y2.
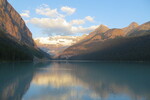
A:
0;61;150;100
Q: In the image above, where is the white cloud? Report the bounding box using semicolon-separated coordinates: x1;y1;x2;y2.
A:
71;25;99;33
35;36;81;46
34;35;88;55
85;16;94;22
25;4;98;36
70;19;85;25
27;17;98;35
36;4;64;18
20;10;30;18
61;6;76;15
70;16;95;25
27;18;71;35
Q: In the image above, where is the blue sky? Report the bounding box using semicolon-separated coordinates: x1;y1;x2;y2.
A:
8;0;150;38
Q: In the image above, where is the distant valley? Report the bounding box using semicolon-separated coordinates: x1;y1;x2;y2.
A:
34;35;87;56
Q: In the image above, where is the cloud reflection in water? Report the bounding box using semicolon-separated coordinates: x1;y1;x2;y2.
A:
23;62;150;100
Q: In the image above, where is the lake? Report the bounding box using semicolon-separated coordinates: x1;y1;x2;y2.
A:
0;61;150;100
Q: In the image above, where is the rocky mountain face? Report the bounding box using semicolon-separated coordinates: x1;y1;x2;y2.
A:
57;28;125;59
128;21;150;36
122;22;139;35
82;25;109;41
0;0;34;46
0;0;51;61
57;21;150;61
103;29;125;39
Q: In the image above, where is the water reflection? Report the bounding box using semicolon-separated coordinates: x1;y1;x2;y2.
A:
0;62;150;100
0;62;50;100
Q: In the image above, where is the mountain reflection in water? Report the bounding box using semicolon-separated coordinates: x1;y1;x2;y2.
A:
0;62;150;100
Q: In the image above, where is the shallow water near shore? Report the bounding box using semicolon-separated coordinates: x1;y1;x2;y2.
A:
0;61;150;100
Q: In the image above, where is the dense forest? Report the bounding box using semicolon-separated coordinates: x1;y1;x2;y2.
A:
0;29;51;61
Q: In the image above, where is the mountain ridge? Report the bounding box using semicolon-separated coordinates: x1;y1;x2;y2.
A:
57;21;150;61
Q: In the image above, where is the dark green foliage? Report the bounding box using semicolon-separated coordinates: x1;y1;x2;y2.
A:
0;29;51;61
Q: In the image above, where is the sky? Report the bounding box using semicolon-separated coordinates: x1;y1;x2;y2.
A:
8;0;150;38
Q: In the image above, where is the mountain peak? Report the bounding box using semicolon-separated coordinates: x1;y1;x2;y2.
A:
128;21;150;36
81;24;109;41
98;24;108;29
93;24;109;33
123;22;139;34
129;22;139;27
